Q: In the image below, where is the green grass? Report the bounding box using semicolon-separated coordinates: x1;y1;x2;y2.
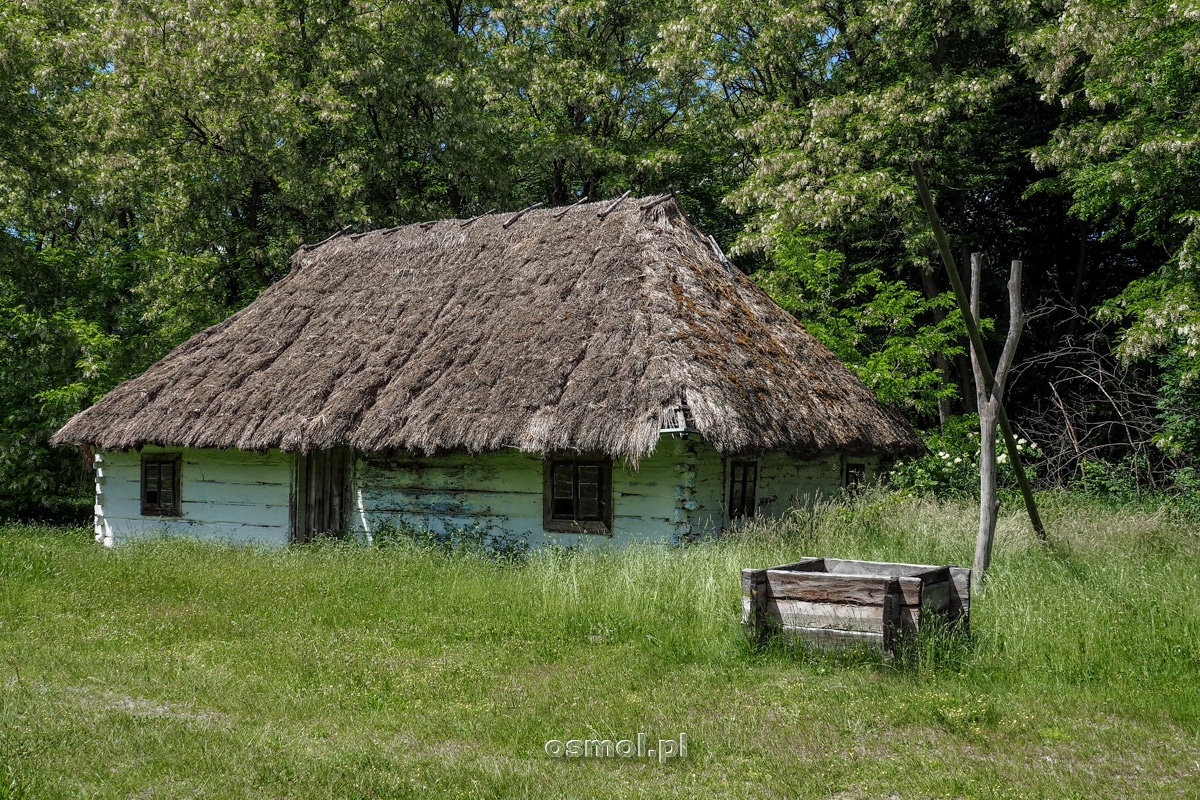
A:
2;492;1199;798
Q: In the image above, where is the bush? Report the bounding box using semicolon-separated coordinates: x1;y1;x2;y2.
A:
1079;455;1200;517
371;517;529;561
888;414;1044;498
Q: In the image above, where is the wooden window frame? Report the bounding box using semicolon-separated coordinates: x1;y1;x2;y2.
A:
844;462;867;494
542;456;613;535
141;453;182;517
728;459;758;520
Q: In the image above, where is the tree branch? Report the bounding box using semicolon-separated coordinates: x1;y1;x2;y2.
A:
995;259;1023;393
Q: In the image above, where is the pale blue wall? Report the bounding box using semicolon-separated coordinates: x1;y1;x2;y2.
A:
93;438;881;547
93;446;292;546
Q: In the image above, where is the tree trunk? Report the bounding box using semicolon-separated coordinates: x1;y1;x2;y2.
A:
969;253;1024;592
917;265;955;426
974;400;1000;580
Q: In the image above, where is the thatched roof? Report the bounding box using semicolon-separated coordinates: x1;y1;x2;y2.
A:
53;195;922;462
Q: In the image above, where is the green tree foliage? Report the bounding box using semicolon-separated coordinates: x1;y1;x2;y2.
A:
754;234;964;414
658;0;1051;429
1016;0;1200;462
663;0;1042;255
3;0;1200;515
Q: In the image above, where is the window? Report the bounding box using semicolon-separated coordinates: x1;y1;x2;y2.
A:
141;454;181;516
543;457;612;534
728;460;757;519
844;462;866;494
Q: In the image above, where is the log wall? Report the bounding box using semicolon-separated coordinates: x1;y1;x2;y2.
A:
93;447;292;546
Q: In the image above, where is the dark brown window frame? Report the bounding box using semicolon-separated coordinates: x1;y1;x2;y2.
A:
141;453;182;516
542;456;613;535
844;461;867;494
728;459;758;520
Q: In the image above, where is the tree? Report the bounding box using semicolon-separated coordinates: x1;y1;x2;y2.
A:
969;254;1024;584
753;233;964;415
660;0;1063;422
1014;0;1200;479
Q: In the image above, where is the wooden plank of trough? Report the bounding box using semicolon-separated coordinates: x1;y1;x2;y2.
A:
949;567;971;633
765;570;893;605
742;568;770;637
766;598;887;633
921;580;951;614
824;558;948;583
770;557;825;572
896;575;924;607
882;579;901;654
741;567;766;595
780;625;886;651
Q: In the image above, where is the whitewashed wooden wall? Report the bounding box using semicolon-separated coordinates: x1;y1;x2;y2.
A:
352;436;877;546
351;439;693;547
91;439;882;547
691;441;880;532
93;447;292;546
756;452;879;517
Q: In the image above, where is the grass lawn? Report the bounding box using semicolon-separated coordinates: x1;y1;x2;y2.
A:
2;493;1199;798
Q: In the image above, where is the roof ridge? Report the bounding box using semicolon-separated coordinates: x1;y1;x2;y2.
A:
295;193;678;253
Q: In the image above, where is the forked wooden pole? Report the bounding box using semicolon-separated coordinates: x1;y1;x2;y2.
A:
910;158;1047;541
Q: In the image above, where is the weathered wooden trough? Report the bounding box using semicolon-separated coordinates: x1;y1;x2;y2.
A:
741;558;970;655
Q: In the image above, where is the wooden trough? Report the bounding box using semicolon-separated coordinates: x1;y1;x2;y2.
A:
741;558;970;655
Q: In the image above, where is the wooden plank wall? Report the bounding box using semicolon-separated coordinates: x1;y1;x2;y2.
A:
756;453;874;517
691;443;880;533
351;441;689;547
94;447;292;546
690;438;726;537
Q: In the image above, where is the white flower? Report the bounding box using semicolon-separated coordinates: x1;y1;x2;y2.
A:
1018;438;1027;445
998;453;1009;463
954;457;962;464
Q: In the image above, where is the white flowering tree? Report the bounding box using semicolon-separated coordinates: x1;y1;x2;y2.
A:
1016;0;1200;460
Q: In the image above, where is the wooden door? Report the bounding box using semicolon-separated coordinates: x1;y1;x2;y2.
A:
291;448;352;543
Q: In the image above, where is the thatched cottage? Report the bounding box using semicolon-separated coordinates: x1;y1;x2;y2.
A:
52;195;921;547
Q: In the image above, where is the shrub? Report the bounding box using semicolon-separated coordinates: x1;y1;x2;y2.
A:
888;414;1044;498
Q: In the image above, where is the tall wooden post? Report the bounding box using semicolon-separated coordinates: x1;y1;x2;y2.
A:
970;254;1024;586
910;158;1047;544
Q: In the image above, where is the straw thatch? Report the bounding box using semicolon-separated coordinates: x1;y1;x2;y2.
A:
53;195;923;462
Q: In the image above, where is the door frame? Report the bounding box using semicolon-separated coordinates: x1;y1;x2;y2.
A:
290;448;352;543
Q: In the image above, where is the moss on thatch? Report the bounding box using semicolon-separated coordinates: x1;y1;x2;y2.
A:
52;196;922;462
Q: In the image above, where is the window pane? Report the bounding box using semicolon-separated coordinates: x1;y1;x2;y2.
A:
577;465;598;486
553;463;574;499
160;464;174;508
578;488;599;519
577;466;599;519
145;465;159;506
553;497;575;517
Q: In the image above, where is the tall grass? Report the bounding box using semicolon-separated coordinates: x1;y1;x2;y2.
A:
2;492;1198;798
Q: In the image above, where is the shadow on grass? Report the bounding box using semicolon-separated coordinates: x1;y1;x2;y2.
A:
740;616;977;676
